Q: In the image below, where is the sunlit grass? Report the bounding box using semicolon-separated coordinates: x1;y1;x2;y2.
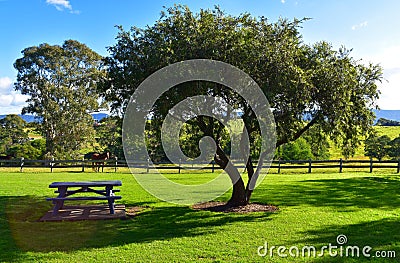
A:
0;170;399;262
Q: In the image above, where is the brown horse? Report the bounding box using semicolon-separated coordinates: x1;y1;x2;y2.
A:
92;152;110;172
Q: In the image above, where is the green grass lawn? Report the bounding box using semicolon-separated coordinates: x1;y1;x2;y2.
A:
0;170;399;262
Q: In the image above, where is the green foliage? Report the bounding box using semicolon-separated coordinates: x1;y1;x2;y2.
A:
7;139;46;159
14;40;105;159
278;137;313;160
388;136;400;159
144;119;165;162
95;116;123;158
179;122;204;159
0;114;29;154
102;5;382;154
302;126;331;160
0;115;45;159
364;134;391;161
178;121;231;161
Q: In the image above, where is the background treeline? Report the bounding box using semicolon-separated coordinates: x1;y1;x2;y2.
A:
0;114;122;160
2;113;399;161
375;118;400;126
364;133;400;161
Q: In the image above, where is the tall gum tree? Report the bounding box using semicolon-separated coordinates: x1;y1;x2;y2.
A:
14;40;105;158
101;6;383;206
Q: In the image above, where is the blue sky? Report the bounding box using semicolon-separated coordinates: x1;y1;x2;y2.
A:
1;0;400;114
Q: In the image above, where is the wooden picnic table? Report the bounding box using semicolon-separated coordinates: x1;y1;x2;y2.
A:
46;180;122;215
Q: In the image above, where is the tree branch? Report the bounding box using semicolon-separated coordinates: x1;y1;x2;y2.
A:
276;113;321;147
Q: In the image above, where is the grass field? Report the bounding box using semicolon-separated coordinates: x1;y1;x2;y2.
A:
375;126;400;139
0;170;399;262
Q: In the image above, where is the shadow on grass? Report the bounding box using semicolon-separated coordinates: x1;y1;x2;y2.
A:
0;195;272;260
291;217;400;262
253;176;400;209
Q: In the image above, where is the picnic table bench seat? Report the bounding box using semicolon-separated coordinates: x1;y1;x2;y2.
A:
46;196;122;202
54;189;121;194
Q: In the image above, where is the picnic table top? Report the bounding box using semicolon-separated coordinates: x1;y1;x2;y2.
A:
49;180;122;188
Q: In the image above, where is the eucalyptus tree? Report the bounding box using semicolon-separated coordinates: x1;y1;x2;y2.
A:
14;40;105;158
101;6;383;206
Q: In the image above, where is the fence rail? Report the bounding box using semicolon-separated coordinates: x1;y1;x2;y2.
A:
1;158;399;174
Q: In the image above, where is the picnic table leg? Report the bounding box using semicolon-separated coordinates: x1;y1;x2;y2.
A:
108;199;115;214
106;186;115;214
52;186;67;215
52;200;64;215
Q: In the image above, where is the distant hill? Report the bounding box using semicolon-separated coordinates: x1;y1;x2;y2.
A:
0;113;109;123
0;114;38;122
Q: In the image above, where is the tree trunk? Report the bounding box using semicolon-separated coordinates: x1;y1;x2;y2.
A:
214;144;248;206
197;116;250;207
228;179;248;206
244;156;255;202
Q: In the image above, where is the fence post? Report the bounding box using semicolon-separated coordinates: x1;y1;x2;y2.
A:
178;159;181;174
308;159;312;173
212;160;215;173
339;158;343;173
369;158;373;173
146;158;150;173
397;159;400;174
82;158;85;172
50;157;54;173
114;156;118;172
20;157;24;172
278;159;281;174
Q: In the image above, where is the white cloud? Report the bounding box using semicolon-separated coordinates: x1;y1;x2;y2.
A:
11;93;29;106
0;76;29;113
363;45;400;110
0;94;13;107
365;46;400;71
281;0;286;3
351;21;368;30
0;76;12;90
0;91;29;113
46;0;71;9
46;0;79;13
377;71;400;110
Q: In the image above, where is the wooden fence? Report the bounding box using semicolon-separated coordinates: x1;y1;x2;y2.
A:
0;158;399;174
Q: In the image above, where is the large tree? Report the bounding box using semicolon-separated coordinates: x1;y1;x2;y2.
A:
14;40;105;159
101;6;383;206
